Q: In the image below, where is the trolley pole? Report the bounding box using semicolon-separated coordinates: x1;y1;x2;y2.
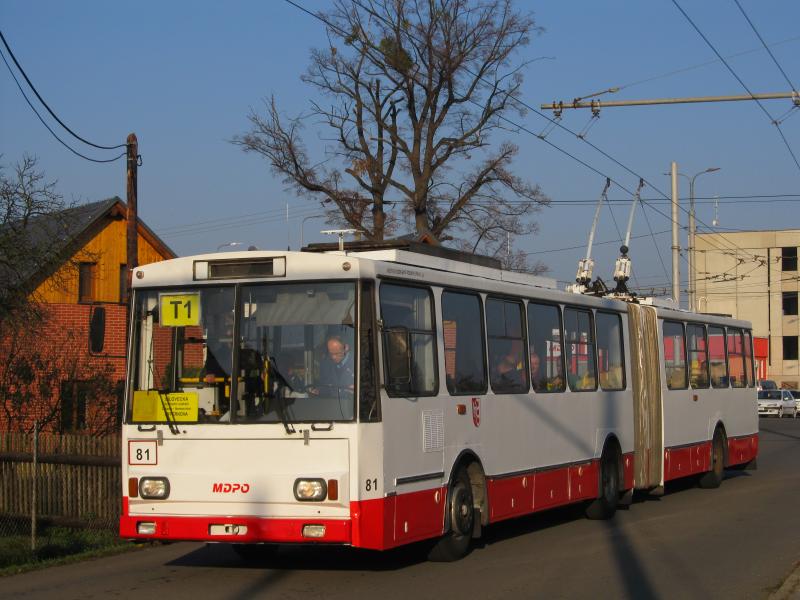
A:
671;162;680;305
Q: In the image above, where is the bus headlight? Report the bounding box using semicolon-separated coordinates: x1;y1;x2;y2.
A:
294;478;327;501
139;477;170;499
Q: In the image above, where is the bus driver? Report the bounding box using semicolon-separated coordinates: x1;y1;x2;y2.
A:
308;335;355;396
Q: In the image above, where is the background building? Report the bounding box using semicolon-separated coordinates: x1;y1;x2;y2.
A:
694;229;799;389
0;198;175;432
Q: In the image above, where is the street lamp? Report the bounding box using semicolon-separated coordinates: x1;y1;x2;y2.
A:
216;242;243;251
665;167;721;311
300;214;326;248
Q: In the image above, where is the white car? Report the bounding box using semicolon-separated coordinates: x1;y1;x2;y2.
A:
758;389;797;418
791;390;800;418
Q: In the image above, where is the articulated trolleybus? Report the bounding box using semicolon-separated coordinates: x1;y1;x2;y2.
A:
120;241;758;561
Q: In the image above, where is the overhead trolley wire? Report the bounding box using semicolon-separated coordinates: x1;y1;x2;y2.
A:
0;46;126;164
732;0;798;93
0;29;126;152
285;0;769;273
670;1;800;174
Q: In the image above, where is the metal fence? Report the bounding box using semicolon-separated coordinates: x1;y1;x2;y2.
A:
0;427;121;565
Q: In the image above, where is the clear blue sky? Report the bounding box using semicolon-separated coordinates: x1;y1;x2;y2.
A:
1;0;798;290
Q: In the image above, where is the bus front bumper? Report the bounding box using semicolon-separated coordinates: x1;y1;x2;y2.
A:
120;512;352;544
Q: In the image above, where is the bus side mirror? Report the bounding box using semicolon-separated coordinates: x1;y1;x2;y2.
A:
384;328;412;393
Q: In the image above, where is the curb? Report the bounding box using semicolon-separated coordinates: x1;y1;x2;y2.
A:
770;561;800;600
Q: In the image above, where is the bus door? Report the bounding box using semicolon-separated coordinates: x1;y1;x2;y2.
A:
627;303;664;489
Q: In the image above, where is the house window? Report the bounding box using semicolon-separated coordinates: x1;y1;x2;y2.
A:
783;292;798;316
60;380;88;432
784;336;799;361
78;263;96;303
782;247;798;272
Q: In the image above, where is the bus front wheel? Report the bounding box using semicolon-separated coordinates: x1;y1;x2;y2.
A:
428;468;474;562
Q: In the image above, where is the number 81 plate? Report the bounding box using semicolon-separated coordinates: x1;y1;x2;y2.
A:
129;440;158;465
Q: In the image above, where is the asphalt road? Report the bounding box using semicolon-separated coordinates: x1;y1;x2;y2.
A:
3;417;799;600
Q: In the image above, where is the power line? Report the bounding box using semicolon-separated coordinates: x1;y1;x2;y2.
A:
285;0;770;273
615;34;800;92
0;29;126;152
670;1;800;174
0;46;126;164
732;0;797;93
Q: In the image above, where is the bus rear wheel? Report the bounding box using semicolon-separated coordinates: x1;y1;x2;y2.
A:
585;444;620;520
428;467;474;562
699;429;725;489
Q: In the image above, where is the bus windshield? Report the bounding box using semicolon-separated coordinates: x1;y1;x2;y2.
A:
127;281;357;424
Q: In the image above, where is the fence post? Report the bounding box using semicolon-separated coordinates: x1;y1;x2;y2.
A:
31;421;38;553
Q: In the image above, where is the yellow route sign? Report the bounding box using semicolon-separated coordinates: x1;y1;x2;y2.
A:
160;293;201;326
132;391;199;422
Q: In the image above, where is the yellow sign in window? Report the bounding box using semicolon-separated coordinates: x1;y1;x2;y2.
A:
159;293;201;326
132;391;199;422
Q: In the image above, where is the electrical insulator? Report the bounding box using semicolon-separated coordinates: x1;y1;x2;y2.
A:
576;258;594;286
614;256;631;282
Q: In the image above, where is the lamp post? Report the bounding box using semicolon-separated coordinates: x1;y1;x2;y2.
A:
667;167;721;311
300;214;326;248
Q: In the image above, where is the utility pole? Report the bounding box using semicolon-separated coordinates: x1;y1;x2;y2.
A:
125;133;138;303
665;167;721;312
671;162;680;305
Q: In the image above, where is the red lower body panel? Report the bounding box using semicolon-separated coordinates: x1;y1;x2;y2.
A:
663;433;758;482
728;433;758;466
119;448;654;551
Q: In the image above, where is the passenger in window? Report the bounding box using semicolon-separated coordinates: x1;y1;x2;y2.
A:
495;354;524;389
530;352;542;390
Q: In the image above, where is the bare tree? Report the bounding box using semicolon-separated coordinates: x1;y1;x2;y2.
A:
233;0;549;259
0;156;120;434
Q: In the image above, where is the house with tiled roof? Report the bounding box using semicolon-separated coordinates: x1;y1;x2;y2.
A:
0;197;175;433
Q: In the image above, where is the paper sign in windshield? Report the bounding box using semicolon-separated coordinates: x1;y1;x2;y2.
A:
132;391;199;422
159;293;201;327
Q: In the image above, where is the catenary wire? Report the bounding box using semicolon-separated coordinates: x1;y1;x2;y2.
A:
732;0;797;92
286;0;772;270
0;46;126;164
0;29;127;151
671;1;800;173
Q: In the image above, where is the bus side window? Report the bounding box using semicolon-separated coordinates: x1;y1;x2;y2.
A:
564;307;597;391
727;328;746;388
486;298;528;394
663;321;687;390
596;312;625;391
687;324;709;389
379;283;438;396
442;291;487;395
743;330;755;387
527;302;565;393
708;325;728;388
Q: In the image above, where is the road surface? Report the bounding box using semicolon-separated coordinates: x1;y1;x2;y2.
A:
2;417;799;599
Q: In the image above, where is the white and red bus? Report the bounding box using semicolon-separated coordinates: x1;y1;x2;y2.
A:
120;242;758;560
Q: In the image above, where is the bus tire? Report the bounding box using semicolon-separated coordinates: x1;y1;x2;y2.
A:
585;443;620;520
428;467;474;562
699;429;725;489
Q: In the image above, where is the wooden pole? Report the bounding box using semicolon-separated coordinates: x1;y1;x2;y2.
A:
125;133;139;303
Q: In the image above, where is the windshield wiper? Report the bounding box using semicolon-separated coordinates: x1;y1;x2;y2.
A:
155;389;181;435
267;357;296;434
